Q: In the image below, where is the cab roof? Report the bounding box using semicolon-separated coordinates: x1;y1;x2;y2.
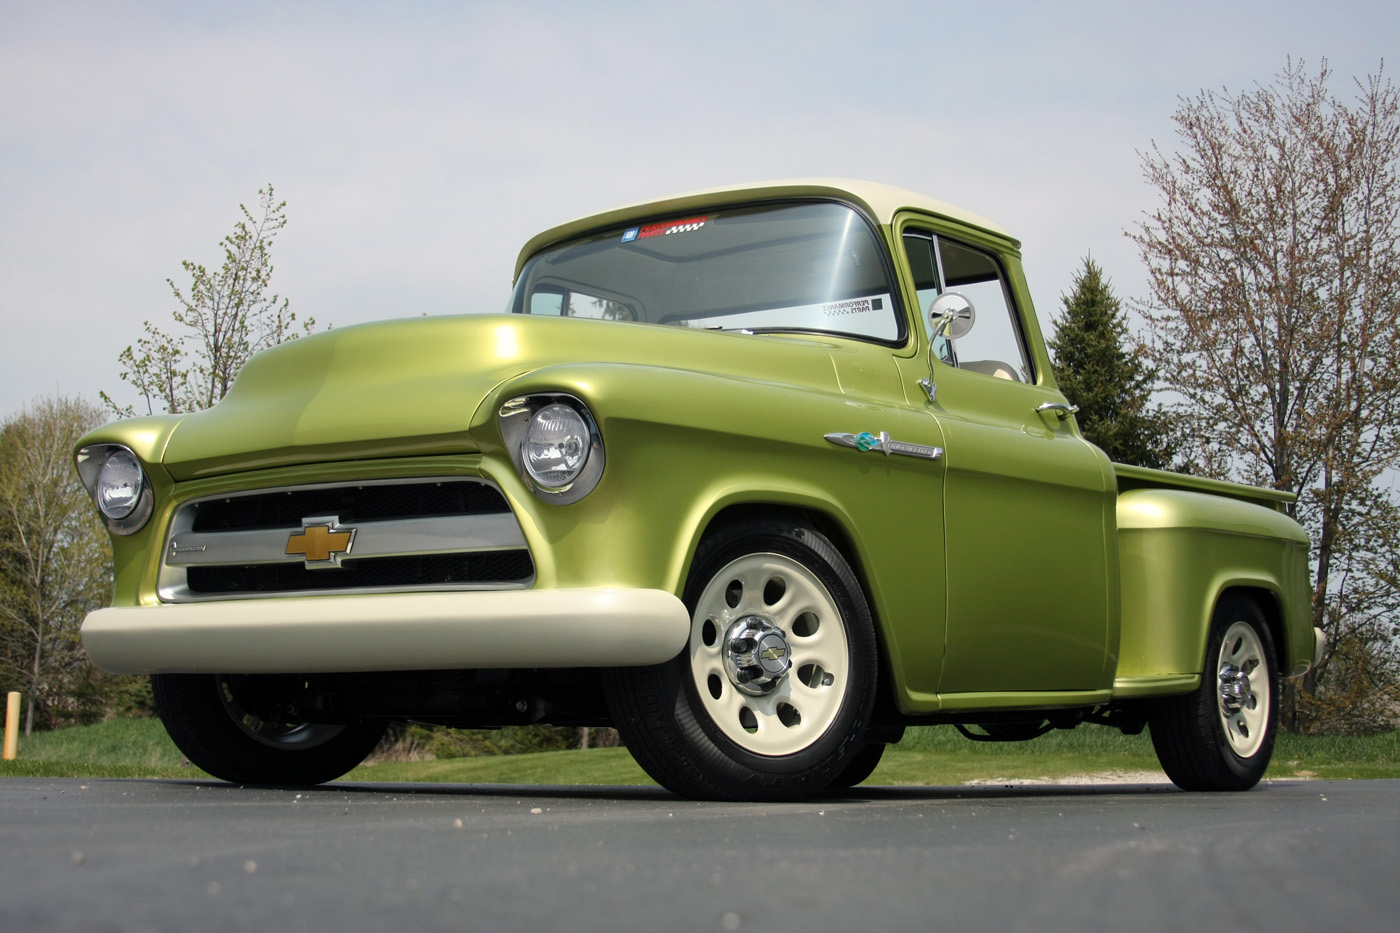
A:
513;178;1017;281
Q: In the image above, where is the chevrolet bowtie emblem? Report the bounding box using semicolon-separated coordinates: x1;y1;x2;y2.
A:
286;515;356;568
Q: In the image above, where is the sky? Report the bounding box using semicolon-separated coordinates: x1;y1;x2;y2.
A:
1;0;1396;420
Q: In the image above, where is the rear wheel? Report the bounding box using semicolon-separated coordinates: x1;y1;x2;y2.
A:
1149;595;1278;791
606;519;877;800
153;673;387;785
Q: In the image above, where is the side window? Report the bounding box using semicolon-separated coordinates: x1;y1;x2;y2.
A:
565;293;637;321
530;288;565;315
903;232;1032;383
525;286;637;321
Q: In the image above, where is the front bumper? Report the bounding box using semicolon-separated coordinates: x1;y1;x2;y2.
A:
81;588;690;675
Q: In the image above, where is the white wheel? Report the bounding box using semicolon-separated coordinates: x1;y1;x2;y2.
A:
1150;595;1279;791
1216;619;1270;759
606;518;878;800
689;552;851;756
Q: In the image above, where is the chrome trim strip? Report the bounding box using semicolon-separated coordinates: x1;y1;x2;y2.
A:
165;513;528;566
157;476;532;602
824;431;942;460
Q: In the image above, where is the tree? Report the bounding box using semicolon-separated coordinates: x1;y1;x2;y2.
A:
0;397;113;734
105;185;315;416
1132;59;1400;733
1048;257;1177;469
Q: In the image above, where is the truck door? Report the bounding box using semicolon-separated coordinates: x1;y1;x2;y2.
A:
902;230;1117;694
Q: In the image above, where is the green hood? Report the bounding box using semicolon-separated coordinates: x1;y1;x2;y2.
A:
157;314;849;480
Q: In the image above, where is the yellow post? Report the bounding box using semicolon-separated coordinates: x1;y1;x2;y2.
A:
3;692;19;760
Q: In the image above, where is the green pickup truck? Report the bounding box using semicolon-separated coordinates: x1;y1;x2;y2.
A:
76;180;1320;800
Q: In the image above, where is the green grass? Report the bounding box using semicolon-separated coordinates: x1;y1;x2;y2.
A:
3;717;1398;785
0;717;205;779
871;726;1166;785
1273;731;1400;780
345;747;652;785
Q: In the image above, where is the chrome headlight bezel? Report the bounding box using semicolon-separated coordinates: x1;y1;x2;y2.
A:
498;394;605;504
75;444;155;535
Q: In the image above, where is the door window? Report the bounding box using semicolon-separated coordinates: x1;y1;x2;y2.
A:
903;233;1033;383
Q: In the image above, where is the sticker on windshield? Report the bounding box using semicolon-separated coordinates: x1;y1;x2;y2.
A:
622;215;708;242
821;297;883;317
677;293;898;341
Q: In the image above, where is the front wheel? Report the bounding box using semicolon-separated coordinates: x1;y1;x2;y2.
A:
153;673;388;785
606;519;878;800
1149;595;1279;791
827;742;886;789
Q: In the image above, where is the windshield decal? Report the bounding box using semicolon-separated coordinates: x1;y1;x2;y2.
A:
822;297;883;317
678;294;895;333
622;216;708;242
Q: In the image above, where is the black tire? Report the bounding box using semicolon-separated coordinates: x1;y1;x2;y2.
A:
1149;595;1279;791
827;742;886;789
153;673;388;785
605;518;878;801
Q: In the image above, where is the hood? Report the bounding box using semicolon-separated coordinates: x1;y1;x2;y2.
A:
157;314;850;480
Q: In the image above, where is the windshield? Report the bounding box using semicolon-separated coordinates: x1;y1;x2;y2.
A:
509;201;903;342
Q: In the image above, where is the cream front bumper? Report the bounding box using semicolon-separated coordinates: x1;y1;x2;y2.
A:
81;588;691;675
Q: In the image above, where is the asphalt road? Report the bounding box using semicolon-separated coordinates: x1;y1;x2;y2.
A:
2;777;1397;932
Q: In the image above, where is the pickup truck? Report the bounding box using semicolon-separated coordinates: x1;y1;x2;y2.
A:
76;180;1320;800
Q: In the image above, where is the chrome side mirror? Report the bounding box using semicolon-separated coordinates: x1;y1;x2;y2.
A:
929;292;975;339
919;292;976;404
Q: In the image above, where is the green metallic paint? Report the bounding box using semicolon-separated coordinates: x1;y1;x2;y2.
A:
1116;488;1313;689
1115;462;1296;510
75;179;1316;720
477;357;951;709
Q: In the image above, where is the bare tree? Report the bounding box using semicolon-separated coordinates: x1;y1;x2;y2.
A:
104;185;316;416
1132;59;1400;732
0;397;112;734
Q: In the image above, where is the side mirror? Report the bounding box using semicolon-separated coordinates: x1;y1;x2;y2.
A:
929;292;975;339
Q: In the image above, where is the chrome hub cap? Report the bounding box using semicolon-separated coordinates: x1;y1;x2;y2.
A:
1218;664;1251;714
724;616;793;696
1215;621;1269;758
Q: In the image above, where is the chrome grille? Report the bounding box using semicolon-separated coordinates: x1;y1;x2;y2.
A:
158;478;533;601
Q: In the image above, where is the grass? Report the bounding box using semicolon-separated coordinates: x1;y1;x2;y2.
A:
346;747;651;785
3;717;1398;784
0;717;203;779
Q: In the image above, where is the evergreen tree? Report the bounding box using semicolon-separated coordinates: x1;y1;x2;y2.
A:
1049;257;1175;469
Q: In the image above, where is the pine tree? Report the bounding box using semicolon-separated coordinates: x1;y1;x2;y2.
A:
1049;257;1175;469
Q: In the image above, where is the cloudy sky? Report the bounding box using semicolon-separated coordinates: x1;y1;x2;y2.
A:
1;0;1395;420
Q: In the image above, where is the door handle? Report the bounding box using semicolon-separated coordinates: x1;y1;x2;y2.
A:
1036;402;1079;420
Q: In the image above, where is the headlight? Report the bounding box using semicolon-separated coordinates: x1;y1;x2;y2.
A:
75;444;154;535
499;394;605;504
96;448;144;519
523;403;590;488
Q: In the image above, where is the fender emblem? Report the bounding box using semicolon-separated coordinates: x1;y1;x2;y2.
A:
824;431;942;461
286;515;356;568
